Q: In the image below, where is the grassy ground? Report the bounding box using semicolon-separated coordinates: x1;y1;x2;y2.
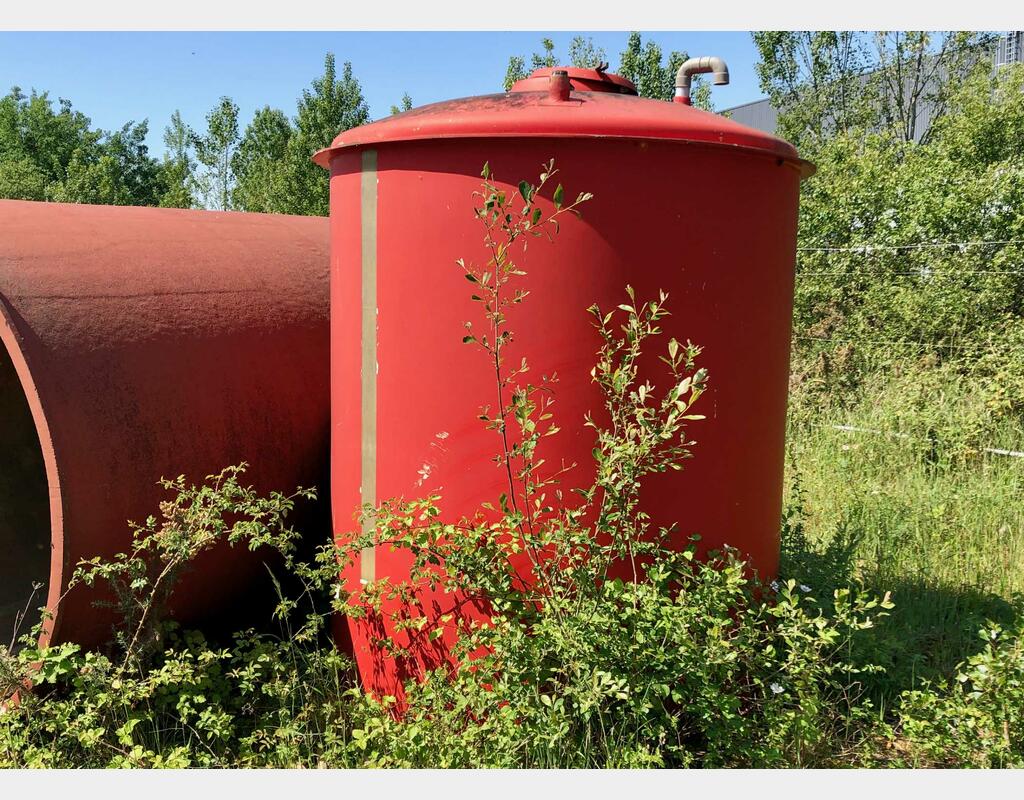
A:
783;371;1024;701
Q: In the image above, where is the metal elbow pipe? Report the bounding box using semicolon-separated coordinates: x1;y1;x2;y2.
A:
674;56;729;105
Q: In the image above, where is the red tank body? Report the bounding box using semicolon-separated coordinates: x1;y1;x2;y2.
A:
0;201;330;649
316;67;812;697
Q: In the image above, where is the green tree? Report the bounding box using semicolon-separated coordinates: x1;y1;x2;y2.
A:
276;53;369;217
389;93;413;116
0;156;47;200
0;87;102;199
753;31;997;152
872;31;992;145
502;36;562;91
193;96;240;211
568;35;607;69
0;86;174;207
531;36;558;70
751;31;879;151
231;106;292;213
503;56;528;92
502;36;608;91
48;121;161;206
48;151;131;205
0;87;101;182
104;121;161;205
617;32;689;104
158;110;196;209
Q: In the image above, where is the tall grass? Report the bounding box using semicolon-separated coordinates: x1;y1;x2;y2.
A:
784;355;1024;696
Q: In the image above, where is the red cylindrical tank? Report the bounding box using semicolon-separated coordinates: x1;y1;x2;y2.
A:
315;67;812;697
0;200;330;649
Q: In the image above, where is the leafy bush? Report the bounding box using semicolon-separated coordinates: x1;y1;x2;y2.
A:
0;466;358;768
894;621;1024;767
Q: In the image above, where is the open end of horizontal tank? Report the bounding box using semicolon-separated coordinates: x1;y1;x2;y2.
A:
0;344;50;648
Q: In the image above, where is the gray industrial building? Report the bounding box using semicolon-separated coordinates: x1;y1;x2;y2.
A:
724;32;1024;140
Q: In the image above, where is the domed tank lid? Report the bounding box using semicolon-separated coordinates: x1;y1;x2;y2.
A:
313;66;810;174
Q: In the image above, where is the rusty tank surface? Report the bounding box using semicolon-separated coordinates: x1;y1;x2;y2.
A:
0;200;330;648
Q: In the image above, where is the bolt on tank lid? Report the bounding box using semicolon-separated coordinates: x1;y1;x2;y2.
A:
313;66;811;176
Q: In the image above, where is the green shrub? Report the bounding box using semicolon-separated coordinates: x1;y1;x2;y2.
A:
894;621;1024;767
0;466;360;768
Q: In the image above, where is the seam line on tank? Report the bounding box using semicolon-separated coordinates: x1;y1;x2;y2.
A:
18;290;269;299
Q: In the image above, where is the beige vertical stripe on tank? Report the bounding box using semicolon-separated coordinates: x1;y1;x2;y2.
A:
360;149;377;583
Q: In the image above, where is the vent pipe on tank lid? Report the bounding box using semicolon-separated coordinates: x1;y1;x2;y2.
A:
548;69;572;101
674;56;729;105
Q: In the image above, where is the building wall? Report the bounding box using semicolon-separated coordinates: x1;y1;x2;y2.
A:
724;97;779;135
723;32;1023;141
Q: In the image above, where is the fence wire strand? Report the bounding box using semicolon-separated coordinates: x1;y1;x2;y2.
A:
791;234;1024;459
797;239;1024;253
792;334;1005;352
801;422;1024;459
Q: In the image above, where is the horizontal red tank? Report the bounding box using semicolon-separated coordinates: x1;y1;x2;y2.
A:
0;201;330;649
316;67;812;698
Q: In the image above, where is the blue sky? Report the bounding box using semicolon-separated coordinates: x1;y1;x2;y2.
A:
0;31;766;157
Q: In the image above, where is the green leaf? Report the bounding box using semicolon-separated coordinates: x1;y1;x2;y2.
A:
553;183;564;208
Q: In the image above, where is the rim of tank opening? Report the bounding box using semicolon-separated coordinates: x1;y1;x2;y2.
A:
0;299;65;649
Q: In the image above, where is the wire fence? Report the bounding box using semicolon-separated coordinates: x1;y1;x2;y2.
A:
798;269;1023;277
792;334;1004;353
790;237;1024;278
803;422;1024;460
794;239;1024;277
790;235;1024;460
797;239;1024;253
